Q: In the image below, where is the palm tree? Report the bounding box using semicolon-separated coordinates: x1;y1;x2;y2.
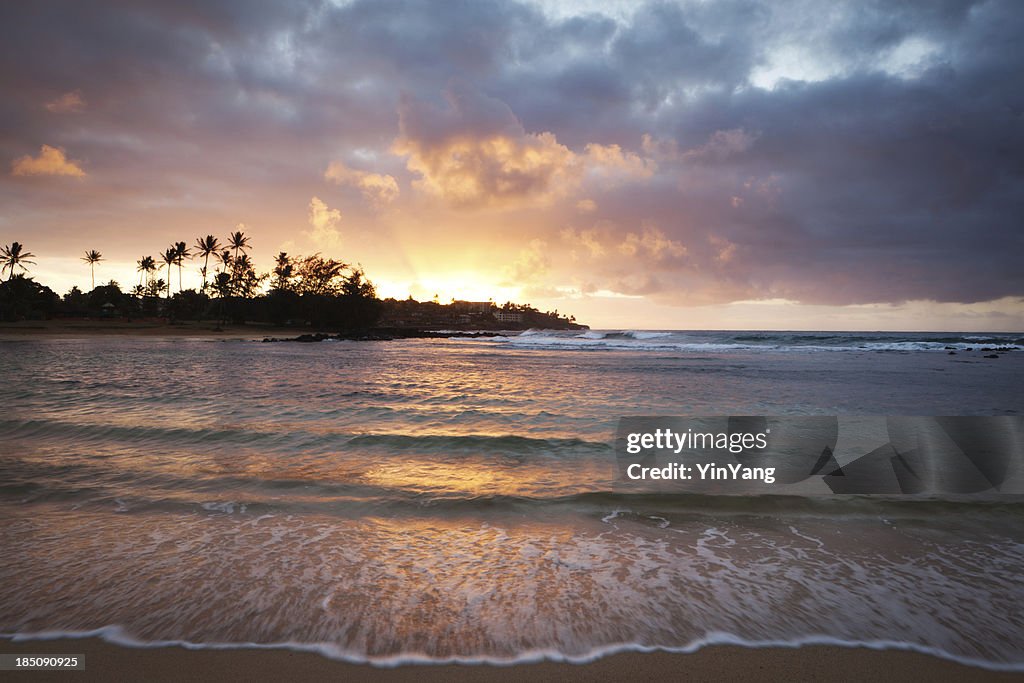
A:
1;242;36;281
81;250;103;290
214;249;234;294
227;230;250;262
193;235;221;293
136;256;156;288
173;241;191;292
272;251;293;290
161;247;177;299
215;249;233;272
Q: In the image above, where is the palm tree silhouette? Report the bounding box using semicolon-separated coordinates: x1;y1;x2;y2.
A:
1;242;36;281
193;235;221;293
273;251;293;290
136;255;156;288
211;248;235;297
216;249;232;270
173;241;191;292
228;230;250;262
82;250;103;290
161;247;177;299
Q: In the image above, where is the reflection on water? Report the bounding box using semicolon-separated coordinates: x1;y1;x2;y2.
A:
0;337;1023;665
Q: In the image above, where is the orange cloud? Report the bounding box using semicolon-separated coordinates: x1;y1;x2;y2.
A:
618;225;688;261
394;130;578;208
11;144;85;177
560;227;606;258
584;143;655;180
307;196;342;250
324;161;399;206
394;85;656;209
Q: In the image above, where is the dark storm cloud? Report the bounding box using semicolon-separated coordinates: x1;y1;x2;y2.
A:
1;0;1022;306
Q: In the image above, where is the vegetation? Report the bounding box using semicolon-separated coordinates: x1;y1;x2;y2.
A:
378;297;582;330
82;250;103;289
193;235;220;293
1;242;36;281
0;275;59;321
0;238;583;330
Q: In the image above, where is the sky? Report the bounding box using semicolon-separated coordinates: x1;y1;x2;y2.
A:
1;0;1022;331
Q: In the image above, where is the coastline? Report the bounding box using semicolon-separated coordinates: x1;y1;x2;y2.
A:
0;320;511;341
0;320;288;339
2;639;1021;682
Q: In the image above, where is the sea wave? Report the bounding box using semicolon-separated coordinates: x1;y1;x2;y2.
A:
6;626;1024;671
479;330;1024;353
0;418;611;456
6;466;1023;518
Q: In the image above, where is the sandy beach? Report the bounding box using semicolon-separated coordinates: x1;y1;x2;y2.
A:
2;639;1022;682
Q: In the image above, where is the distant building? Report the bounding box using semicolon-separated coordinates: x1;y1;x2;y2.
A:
495;310;524;323
452;300;493;313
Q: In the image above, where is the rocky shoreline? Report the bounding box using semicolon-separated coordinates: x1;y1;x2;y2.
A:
261;328;503;343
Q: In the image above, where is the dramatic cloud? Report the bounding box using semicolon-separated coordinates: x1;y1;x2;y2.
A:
11;144;85;177
393;84;579;208
324;161;399;206
583;143;655;181
0;0;1021;328
394;84;659;209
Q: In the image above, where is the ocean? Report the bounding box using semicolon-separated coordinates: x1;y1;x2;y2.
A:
1;330;1023;668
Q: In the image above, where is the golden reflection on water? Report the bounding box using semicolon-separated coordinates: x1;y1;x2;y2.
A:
362;459;542;497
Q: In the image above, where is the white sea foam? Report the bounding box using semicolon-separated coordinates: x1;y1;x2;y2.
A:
625;330;673;340
200;501;247;514
481;331;1023;353
5;626;1024;672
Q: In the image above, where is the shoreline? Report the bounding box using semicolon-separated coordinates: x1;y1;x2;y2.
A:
2;639;1021;682
0;320;508;341
0;320;291;339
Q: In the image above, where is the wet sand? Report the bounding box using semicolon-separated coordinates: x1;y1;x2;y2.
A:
1;639;1021;682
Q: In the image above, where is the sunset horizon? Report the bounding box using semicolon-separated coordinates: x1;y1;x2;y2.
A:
3;1;1022;331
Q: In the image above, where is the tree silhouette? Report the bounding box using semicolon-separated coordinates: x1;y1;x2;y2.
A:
230;253;264;298
148;278;166;299
293;254;347;296
81;250;103;290
228;230;250;262
173;241;191;292
0;235;579;331
1;242;36;281
193;235;221;293
272;251;293;291
214;249;233;295
161;247;177;299
136;255;156;288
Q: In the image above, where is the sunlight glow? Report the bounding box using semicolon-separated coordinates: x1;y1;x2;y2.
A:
375;273;520;304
